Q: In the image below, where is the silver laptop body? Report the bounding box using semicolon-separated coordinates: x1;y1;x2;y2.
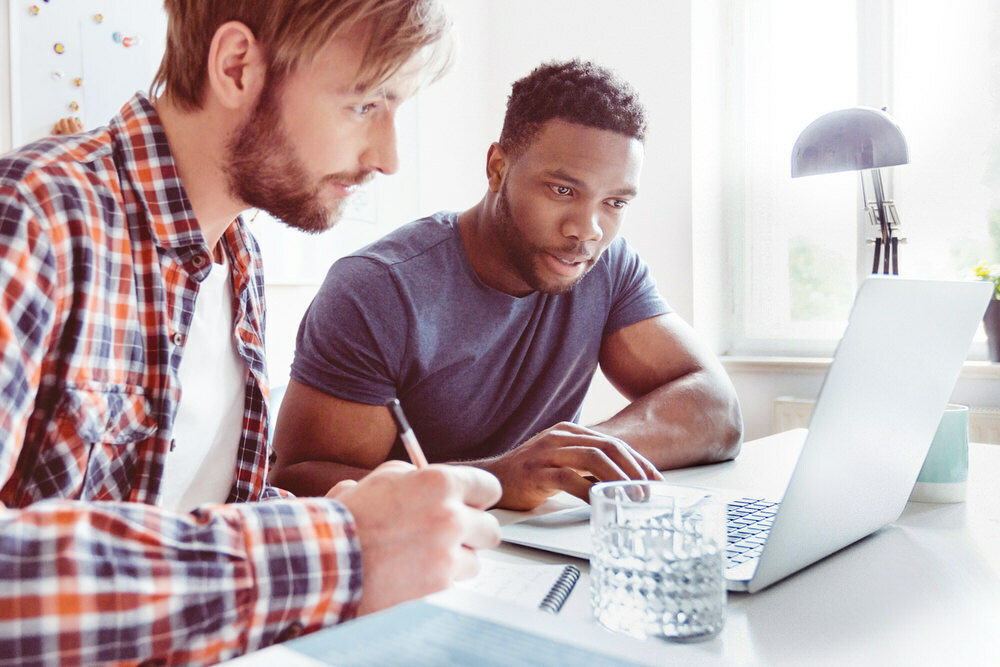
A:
501;277;993;593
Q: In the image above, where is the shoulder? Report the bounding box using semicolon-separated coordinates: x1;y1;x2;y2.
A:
578;236;646;289
349;211;459;269
600;236;644;270
1;130;115;186
0;131;117;227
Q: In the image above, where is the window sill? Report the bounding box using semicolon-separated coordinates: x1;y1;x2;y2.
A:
721;355;1000;379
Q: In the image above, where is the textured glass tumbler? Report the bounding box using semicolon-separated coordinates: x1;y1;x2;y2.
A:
590;482;726;642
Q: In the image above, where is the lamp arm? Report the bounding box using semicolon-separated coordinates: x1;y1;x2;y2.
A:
870;168;896;274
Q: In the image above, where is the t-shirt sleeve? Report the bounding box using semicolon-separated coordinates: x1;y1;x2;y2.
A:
603;237;672;338
290;256;406;405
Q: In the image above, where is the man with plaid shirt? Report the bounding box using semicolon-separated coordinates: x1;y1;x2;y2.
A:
0;2;501;665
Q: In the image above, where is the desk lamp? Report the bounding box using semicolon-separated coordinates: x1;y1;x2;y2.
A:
791;107;909;274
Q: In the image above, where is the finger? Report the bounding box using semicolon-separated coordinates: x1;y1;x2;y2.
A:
630;448;663;480
548;425;663;480
370;459;416;475
451;545;483;582
458;505;501;551
545;466;599;504
546;443;636;483
597;437;659;480
324;478;358;499
561;432;659;482
430;464;502;510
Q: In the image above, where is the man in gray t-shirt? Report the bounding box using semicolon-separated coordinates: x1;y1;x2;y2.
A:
271;60;743;510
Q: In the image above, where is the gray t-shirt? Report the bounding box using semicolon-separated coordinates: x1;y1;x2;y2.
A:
291;211;670;462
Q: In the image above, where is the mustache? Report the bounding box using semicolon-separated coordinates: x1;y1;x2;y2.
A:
322;170;375;188
548;243;596;262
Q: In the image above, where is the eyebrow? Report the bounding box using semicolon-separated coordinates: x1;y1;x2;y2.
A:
543;169;638;198
352;82;401;104
333;81;402;106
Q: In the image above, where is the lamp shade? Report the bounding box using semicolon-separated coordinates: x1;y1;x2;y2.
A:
791;107;908;177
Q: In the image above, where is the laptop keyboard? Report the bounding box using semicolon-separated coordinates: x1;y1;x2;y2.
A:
726;498;780;568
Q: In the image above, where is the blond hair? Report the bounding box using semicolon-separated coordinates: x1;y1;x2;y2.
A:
151;0;451;110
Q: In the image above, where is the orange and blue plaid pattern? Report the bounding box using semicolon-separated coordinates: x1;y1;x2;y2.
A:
0;95;362;666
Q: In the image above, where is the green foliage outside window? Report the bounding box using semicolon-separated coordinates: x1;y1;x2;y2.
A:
788;236;853;321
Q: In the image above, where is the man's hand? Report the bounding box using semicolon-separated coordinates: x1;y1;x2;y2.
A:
327;461;502;616
479;422;663;511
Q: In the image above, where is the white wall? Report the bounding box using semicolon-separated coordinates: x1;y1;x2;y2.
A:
1;1;11;152
0;0;165;151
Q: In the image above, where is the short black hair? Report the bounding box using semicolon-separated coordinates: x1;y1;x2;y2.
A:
498;59;647;159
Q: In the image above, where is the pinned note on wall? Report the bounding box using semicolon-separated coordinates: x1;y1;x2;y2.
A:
10;0;166;145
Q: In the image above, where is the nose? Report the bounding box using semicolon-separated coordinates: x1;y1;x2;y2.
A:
561;202;604;243
360;114;400;175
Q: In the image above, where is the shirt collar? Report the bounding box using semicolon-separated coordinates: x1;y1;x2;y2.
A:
110;93;211;264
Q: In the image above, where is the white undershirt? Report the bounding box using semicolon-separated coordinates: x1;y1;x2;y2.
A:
160;253;247;512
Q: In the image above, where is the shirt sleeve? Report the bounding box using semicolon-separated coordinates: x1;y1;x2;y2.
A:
603;236;672;338
0;192;363;666
291;256;407;406
0;498;363;665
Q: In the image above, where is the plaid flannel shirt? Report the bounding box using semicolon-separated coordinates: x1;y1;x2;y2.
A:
0;94;362;666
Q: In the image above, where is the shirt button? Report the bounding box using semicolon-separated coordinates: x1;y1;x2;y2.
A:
276;620;305;642
192;254;206;268
171;332;184;346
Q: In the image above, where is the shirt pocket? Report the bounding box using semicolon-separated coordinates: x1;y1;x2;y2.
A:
60;385;159;444
57;385;159;501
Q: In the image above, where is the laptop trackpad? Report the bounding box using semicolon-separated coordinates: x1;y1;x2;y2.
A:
502;506;593;559
517;506;591;527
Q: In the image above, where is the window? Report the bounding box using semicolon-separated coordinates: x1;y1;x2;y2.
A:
724;0;999;357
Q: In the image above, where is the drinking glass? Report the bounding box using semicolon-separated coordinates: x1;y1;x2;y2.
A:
590;481;726;642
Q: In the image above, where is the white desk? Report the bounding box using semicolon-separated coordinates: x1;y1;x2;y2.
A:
487;436;1000;666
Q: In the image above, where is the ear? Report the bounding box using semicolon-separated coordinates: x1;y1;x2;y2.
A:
485;142;509;193
205;21;266;110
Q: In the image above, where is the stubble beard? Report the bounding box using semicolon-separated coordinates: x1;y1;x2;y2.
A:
494;182;592;295
225;79;370;234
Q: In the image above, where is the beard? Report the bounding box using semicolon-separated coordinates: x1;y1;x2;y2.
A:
494;182;595;295
224;78;371;234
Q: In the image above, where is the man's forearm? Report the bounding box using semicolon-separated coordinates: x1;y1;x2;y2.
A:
591;369;743;470
270;460;374;497
0;497;362;664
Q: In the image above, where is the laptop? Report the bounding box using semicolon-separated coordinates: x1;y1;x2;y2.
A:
501;277;992;593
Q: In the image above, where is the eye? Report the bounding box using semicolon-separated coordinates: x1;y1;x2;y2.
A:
549;184;573;196
351;103;378;118
608;199;630;209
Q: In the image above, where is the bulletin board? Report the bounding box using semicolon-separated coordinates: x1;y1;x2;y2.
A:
7;0;419;287
8;0;166;146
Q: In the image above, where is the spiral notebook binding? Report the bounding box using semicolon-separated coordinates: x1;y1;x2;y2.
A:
538;565;581;614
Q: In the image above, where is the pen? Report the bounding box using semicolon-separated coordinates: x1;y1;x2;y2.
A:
386;398;429;468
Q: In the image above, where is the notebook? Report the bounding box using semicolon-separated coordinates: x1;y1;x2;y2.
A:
455;560;580;613
501;276;993;593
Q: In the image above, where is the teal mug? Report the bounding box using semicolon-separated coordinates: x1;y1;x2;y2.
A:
909;404;969;503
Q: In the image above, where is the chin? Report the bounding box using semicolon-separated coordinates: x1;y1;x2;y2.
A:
535;277;583;295
535;266;591;295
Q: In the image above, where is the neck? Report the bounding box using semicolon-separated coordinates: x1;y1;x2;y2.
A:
458;194;532;297
153;94;248;251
